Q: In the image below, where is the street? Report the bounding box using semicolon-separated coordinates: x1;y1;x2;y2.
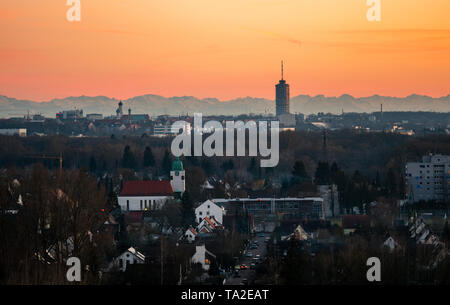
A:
224;234;268;285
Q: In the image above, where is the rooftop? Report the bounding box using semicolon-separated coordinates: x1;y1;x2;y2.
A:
119;180;173;196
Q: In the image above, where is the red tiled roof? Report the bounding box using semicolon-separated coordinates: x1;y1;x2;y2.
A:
204;217;216;229
189;227;198;236
120;180;173;196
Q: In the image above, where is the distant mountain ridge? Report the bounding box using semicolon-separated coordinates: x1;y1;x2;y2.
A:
0;93;449;118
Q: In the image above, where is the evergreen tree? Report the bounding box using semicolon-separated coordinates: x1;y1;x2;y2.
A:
386;168;397;196
314;161;330;185
181;191;196;228
143;146;156;167
292;160;309;184
248;157;258;177
89;156;97;173
162;149;172;175
442;220;450;243
121;145;136;169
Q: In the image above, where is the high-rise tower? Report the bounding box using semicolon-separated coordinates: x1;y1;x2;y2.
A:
275;61;290;116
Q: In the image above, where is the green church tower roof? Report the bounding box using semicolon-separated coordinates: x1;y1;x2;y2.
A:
172;157;184;171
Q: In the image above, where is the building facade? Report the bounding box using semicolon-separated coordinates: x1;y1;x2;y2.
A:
118;180;174;212
195;199;223;224
406;154;450;202
170;157;185;193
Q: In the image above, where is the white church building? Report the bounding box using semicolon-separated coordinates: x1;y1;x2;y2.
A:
118;158;185;212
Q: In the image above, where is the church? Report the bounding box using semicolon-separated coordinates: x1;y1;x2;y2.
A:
117;157;185;214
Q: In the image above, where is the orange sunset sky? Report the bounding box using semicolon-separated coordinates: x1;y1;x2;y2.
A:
0;0;449;101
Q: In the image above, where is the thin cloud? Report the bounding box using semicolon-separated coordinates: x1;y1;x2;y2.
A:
246;27;302;47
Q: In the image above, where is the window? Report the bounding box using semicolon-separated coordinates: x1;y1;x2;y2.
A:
140;200;143;211
199;211;203;215
127;200;129;211
181;176;184;180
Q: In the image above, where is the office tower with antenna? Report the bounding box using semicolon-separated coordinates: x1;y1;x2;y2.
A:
275;60;290;117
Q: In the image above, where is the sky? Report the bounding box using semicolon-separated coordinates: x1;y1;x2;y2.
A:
0;0;449;101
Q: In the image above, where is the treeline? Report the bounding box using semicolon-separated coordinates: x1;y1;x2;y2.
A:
0;131;449;202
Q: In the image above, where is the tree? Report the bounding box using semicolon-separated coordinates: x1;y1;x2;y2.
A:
181;191;196;228
162;149;172;175
89;156;97;173
386;168;397;196
292;160;309;184
143;146;155;167
121;145;136;169
314;161;330;185
443;220;450;243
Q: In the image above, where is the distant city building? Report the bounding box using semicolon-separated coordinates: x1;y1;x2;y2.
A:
278;113;296;127
56;109;83;120
0;128;27;137
29;114;45;122
406;154;450;203
86;113;103;121
153;122;191;137
121;114;149;123
275;61;290;116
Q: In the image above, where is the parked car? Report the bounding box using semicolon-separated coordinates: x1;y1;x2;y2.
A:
250;263;256;269
246;252;253;257
241;278;248;285
259;233;265;237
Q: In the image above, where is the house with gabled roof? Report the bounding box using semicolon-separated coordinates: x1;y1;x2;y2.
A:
197;216;219;233
195;199;224;224
191;244;216;271
382;236;401;252
109;247;145;272
183;227;198;243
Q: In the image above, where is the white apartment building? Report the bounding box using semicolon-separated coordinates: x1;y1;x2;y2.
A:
406;154;450;202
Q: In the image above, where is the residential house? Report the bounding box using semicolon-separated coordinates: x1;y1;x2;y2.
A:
110;247;145;272
191;245;216;271
183;227;198;243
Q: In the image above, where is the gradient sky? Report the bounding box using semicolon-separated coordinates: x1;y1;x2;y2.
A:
0;0;449;101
